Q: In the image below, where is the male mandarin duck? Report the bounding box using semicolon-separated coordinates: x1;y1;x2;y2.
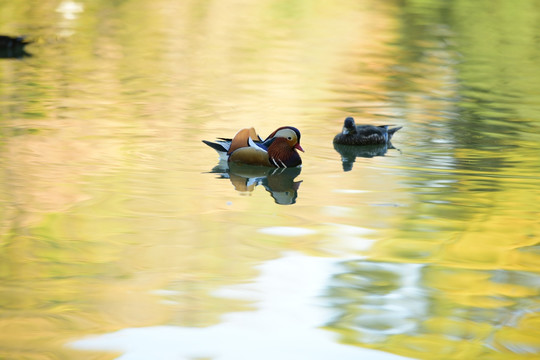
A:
203;126;304;167
333;117;402;146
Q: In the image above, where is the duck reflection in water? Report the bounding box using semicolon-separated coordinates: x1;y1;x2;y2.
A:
209;163;302;205
333;142;398;172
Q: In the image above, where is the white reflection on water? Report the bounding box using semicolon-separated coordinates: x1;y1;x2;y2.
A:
257;226;317;236
70;253;413;360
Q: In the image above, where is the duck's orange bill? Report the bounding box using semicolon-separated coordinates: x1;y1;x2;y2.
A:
295;143;305;152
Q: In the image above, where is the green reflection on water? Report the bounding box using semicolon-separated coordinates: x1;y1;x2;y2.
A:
0;0;540;359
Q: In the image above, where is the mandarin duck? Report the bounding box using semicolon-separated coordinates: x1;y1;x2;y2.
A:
333;117;402;146
203;126;303;167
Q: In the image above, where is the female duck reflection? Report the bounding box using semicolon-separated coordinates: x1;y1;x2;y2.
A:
203;126;304;205
333;143;395;172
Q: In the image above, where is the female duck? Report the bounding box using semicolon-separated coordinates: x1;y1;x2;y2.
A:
333;117;402;146
203;126;304;167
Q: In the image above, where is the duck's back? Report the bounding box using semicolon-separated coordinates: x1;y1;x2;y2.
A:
357;125;388;139
334;125;388;145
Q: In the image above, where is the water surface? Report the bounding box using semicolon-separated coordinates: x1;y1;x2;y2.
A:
1;0;539;359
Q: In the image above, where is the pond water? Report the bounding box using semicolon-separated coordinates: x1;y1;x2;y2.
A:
1;0;540;359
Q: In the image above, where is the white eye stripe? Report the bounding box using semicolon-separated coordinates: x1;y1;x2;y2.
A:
275;129;296;140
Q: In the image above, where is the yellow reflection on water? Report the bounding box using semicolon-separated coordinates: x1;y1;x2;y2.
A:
1;0;540;359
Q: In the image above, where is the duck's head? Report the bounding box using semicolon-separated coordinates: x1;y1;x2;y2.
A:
266;126;304;152
342;117;356;135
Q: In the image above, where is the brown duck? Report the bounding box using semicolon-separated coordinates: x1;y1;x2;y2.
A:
333;117;402;146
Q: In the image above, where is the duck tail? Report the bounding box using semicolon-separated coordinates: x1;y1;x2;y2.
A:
388;126;402;140
202;140;228;153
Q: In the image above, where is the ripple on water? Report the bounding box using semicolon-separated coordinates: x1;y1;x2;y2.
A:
257;227;317;237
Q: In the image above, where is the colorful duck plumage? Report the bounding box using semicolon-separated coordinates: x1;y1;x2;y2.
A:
333;117;402;146
203;126;304;168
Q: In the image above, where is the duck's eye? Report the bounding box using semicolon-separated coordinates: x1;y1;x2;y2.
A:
287;136;292;140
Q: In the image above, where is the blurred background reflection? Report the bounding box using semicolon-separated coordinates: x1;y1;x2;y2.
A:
0;0;539;359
